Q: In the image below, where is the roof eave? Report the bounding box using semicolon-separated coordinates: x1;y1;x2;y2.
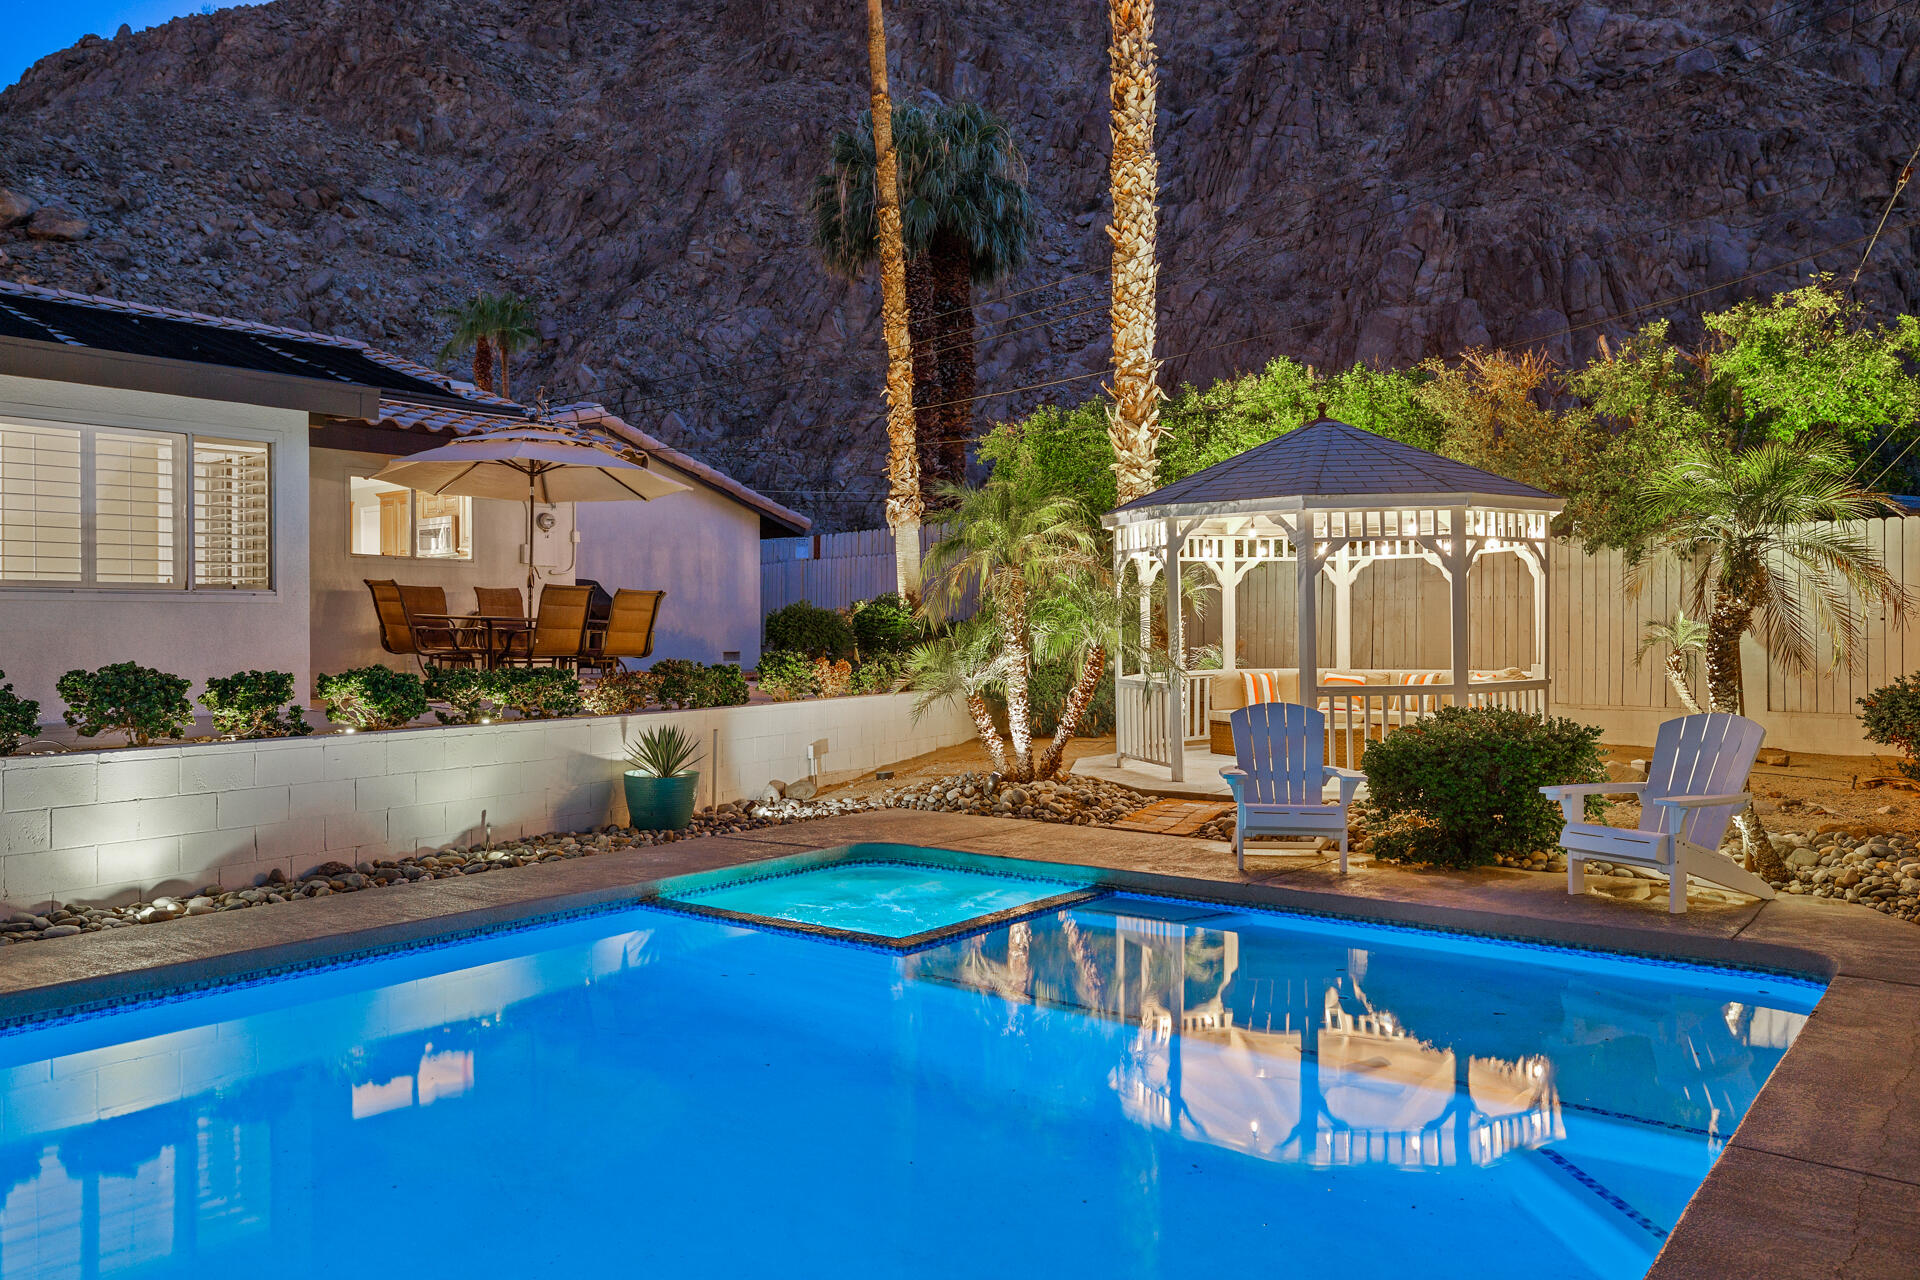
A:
0;332;380;419
1104;490;1565;527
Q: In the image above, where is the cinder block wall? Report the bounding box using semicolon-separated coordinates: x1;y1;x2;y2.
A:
0;693;974;909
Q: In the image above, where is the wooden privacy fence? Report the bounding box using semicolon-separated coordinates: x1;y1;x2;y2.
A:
762;524;961;614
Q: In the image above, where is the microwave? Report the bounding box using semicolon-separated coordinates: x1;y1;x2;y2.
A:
417;515;456;557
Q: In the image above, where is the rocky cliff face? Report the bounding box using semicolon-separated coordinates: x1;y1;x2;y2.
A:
2;0;1916;528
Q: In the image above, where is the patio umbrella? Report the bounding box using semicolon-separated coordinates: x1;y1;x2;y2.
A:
372;425;688;594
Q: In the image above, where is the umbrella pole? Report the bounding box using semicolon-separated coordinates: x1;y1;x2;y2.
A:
526;468;537;606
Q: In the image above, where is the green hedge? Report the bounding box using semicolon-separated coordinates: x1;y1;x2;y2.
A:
57;662;193;746
763;602;855;659
199;670;310;739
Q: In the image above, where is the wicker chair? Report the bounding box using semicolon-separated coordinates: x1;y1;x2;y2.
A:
580;589;665;676
501;584;593;668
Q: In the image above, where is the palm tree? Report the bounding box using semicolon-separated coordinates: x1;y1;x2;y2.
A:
917;475;1100;780
438;292;539;398
1636;611;1709;714
861;0;921;597
906;618;1014;775
1106;0;1163;503
810;98;1037;490
1630;438;1907;877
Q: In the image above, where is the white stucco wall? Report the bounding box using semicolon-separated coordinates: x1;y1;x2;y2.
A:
308;446;575;678
0;374;311;719
573;462;765;667
0;691;975;908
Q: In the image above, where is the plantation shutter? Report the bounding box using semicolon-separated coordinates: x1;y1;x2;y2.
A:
193;438;272;589
0;421;83;582
93;428;182;585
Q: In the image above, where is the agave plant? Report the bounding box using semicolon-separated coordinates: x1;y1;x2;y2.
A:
624;724;703;778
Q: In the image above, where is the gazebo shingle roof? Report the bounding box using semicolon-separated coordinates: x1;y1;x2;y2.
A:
1110;417;1560;515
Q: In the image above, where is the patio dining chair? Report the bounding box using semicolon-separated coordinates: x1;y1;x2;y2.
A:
1542;712;1776;914
579;589;665;676
500;584;593;668
1221;702;1365;874
364;580;475;670
474;586;525;618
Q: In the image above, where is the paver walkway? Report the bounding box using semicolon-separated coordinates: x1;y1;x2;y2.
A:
1109;797;1232;834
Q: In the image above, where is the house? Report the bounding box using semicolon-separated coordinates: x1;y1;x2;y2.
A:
0;281;807;717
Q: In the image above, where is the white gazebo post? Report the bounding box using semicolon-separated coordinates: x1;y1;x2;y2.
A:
1294;512;1318;715
1164;517;1186;782
1448;505;1471;701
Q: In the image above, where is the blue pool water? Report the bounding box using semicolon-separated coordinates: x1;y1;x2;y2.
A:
0;867;1820;1279
663;859;1086;938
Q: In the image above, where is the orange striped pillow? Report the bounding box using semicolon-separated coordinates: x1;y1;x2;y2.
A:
1318;670;1365;712
1401;670;1444;712
1242;671;1280;705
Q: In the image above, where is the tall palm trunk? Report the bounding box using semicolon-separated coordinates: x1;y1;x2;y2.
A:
494;339;512;400
1702;586;1788;883
1105;0;1163;503
472;335;495;395
1662;654;1704;714
866;0;922;597
907;257;941;488
966;693;1011;775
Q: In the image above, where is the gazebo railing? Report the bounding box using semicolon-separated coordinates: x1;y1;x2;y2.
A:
1117;673;1214;769
1318;679;1550;766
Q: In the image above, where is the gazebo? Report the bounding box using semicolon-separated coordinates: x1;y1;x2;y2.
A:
1102;415;1564;781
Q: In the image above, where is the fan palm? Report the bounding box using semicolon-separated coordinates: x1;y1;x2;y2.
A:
810;98;1036;489
1630;438;1907;877
917;475;1099;780
438;292;538;398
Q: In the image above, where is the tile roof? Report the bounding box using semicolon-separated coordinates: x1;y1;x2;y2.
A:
1111;417;1562;516
0;280;808;533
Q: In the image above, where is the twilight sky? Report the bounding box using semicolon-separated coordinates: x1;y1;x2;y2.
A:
4;3;262;90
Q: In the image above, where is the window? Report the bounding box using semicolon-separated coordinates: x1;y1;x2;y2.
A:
0;420;272;590
349;475;471;560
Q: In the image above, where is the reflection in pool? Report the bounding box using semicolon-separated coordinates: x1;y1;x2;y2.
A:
0;886;1817;1279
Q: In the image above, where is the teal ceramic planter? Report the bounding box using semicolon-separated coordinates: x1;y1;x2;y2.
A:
623;771;700;831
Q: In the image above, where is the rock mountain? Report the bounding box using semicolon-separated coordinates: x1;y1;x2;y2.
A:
2;0;1916;529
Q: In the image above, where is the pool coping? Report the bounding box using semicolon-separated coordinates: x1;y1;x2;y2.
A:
0;808;1915;1278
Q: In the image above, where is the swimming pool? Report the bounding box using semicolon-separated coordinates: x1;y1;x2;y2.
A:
0;851;1820;1279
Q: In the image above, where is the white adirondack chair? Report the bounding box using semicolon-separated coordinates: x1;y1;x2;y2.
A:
1221;703;1365;874
1541;712;1777;914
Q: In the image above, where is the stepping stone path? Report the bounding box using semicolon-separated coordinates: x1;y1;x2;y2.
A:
1112;798;1234;836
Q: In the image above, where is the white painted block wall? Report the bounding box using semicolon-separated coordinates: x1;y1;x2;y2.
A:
0;693;974;909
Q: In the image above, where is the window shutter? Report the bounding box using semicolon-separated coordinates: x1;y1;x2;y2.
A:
94;429;181;585
0;422;83;582
193;438;272;589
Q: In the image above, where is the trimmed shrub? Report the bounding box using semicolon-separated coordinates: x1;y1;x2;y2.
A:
425;667;502;725
1859;674;1920;781
814;657;854;698
650;659;749;709
850;652;907;695
757;649;818;701
315;666;429;731
1359;705;1605;869
491;667;584;719
199;670;311;739
851;593;920;656
581;669;657;715
57;662;194;746
763;602;854;659
0;672;40;756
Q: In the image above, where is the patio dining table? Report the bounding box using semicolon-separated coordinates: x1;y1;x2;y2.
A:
411;613;534;670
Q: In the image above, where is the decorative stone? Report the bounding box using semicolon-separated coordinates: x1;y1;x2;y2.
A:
26;207;89;240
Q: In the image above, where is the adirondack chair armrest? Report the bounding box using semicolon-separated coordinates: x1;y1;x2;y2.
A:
1648;792;1750;809
1541;780;1641;821
1322;766;1365;805
1220;767;1247;801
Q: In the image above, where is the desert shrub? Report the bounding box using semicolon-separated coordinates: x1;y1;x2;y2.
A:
199;670;310;739
814;657;854;698
491;667;584;719
650;660;750;709
581;669;657;715
1859;675;1920;781
425;667;502;725
314;666;429;731
757;649;818;701
1025;659;1116;736
1363;810;1453;864
851;593;920;656
0;672;40;755
57;662;194;746
763;602;854;659
1359;705;1605;868
850;652;907;694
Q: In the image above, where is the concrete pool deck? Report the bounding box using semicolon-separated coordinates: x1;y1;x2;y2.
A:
0;809;1915;1278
